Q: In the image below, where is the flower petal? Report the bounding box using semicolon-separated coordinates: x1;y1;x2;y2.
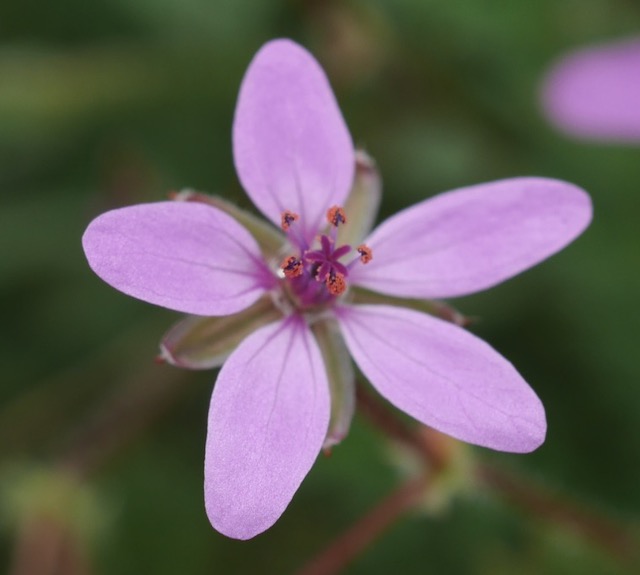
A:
350;177;592;299
82;201;275;315
233;39;354;244
205;316;330;539
336;304;546;453
541;37;640;142
171;189;285;260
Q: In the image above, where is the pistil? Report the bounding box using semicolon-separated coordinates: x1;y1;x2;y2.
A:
278;207;372;308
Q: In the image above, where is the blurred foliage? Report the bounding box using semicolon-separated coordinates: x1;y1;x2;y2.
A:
1;0;640;573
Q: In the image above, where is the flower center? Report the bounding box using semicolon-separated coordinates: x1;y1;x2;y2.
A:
278;206;372;308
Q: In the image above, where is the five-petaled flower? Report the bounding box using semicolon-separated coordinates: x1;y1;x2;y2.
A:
82;39;592;540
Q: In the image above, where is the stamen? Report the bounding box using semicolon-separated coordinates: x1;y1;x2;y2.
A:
280;256;303;278
327;206;347;227
277;209;357;303
325;271;347;296
357;244;373;264
281;210;300;231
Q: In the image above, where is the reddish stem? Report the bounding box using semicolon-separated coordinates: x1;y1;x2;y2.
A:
9;516;92;575
8;362;189;575
475;462;639;566
357;381;638;566
355;383;449;472
296;476;428;575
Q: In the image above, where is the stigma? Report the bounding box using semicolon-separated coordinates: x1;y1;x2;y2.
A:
278;207;372;307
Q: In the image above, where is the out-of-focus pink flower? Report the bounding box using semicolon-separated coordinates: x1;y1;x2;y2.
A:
541;36;640;143
83;39;592;539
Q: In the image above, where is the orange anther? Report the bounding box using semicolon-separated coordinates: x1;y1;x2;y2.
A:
325;271;347;296
357;244;373;264
326;206;347;227
281;256;303;278
281;210;300;231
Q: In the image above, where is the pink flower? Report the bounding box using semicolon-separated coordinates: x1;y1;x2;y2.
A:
541;36;640;143
82;39;592;540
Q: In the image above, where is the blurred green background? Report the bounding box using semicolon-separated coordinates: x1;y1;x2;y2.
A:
1;0;639;573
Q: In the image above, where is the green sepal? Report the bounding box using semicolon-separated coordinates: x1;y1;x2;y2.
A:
159;296;282;369
172;189;285;261
350;287;470;326
337;149;382;247
311;317;355;450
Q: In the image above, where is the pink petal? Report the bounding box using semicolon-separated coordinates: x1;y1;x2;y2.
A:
205;316;330;539
233;39;354;244
336;304;546;453
541;37;640;143
350;177;591;299
82;202;275;315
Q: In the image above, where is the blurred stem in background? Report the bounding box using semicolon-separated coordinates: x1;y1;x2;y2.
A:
3;360;638;574
297;384;640;574
2;324;191;575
